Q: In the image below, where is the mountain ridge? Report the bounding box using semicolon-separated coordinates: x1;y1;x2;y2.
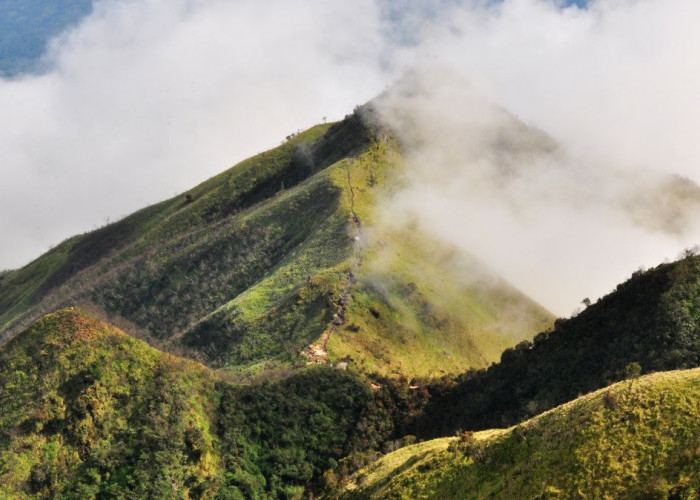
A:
408;252;700;438
0;107;553;378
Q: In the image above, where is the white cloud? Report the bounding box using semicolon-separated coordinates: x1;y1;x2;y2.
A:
2;0;699;317
0;0;389;269
373;0;700;315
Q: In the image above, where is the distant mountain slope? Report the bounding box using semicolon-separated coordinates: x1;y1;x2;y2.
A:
0;108;552;378
335;367;700;499
411;253;700;437
0;0;92;76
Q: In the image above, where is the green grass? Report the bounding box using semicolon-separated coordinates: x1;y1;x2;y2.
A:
324;138;552;377
0;121;353;350
335;368;700;499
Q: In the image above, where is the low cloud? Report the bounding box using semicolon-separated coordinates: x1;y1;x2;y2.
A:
373;0;700;315
2;0;699;316
0;0;389;269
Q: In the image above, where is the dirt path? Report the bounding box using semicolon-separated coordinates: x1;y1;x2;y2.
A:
303;164;364;362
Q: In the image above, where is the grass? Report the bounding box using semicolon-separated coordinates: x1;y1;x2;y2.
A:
324;138;552;377
335;367;700;499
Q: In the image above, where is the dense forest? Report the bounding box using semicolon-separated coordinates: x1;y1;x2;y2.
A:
0;309;428;498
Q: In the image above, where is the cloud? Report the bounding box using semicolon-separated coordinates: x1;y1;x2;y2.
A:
2;0;698;317
372;0;700;315
0;0;389;269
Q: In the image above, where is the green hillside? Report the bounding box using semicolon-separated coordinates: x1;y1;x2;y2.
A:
0;308;219;498
410;253;700;437
0;108;552;378
334;367;700;499
0;308;432;498
5;260;700;497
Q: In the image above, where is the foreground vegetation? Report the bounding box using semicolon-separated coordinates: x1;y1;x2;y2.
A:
0;309;218;498
0;309;431;498
335;367;700;499
5;254;700;497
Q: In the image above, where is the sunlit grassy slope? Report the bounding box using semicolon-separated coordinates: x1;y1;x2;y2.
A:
324;141;552;377
335;368;700;499
0;109;552;377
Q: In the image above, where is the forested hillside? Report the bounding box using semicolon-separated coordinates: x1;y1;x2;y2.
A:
335;368;700;499
410;253;700;437
0;309;424;498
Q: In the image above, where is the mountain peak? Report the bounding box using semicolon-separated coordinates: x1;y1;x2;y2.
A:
0;109;552;378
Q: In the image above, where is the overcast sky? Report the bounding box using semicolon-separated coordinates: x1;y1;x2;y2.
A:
1;0;699;316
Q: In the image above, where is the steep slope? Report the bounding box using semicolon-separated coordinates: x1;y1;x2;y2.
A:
0;309;424;498
335;368;700;499
411;252;700;436
0;109;552;378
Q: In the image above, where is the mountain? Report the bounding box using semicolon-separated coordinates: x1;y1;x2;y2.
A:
409;252;700;437
5;254;700;497
332;367;700;499
5;84;700;497
0;108;552;379
0;0;92;77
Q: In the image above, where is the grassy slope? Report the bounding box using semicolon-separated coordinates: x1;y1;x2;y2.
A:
325;141;552;377
0;120;360;351
336;368;700;499
0;111;552;378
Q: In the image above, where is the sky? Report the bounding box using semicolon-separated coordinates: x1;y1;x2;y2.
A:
1;0;699;316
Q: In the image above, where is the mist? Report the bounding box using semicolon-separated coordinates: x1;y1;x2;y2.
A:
1;0;699;316
373;0;700;315
0;0;389;269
